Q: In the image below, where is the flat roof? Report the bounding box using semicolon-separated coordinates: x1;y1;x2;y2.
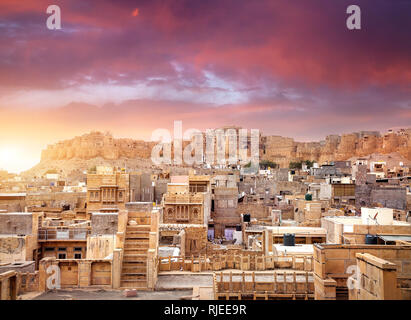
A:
91;212;118;215
160;223;206;230
324;216;411;226
126;202;153;204
0;234;28;238
274;244;314;255
0;212;32;215
378;235;411;242
266;226;327;235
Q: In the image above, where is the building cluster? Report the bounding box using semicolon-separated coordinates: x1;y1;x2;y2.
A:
1;156;411;300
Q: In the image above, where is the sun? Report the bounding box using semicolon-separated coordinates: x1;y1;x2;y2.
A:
0;148;17;162
0;146;40;174
0;147;19;171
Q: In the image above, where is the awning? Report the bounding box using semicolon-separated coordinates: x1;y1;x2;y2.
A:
377;235;411;243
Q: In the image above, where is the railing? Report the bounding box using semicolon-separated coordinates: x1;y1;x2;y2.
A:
164;193;204;204
245;225;265;232
213;271;315;300
38;228;90;240
158;253;314;272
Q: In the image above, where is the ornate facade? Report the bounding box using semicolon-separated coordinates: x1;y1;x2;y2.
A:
86;169;130;213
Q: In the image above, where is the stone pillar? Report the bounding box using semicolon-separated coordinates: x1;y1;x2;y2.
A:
118;210;128;233
0;271;17;300
78;260;92;288
180;230;186;258
112;249;122;289
314;275;336;300
262;229;273;256
0;279;6;300
151;209;160;233
149;232;157;250
115;232;124;250
146;249;157;290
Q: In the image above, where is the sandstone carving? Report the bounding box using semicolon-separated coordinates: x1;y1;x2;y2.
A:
39;129;411;169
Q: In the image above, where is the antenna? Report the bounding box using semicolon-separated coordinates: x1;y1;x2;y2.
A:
371;211;379;225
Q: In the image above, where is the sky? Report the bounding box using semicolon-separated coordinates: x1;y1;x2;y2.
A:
0;0;410;173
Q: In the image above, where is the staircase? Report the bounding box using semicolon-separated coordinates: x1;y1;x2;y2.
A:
120;212;151;289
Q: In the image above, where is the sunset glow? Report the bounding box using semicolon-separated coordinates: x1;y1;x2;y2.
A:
0;0;410;173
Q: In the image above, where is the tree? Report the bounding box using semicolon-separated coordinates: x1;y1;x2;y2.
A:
304;160;315;169
259;160;278;170
290;160;315;170
289;161;302;169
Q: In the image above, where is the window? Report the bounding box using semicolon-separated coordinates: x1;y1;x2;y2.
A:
192;208;199;220
74;247;82;251
90;191;100;202
58;253;66;259
58;247;66;251
166;208;174;220
176;206;189;221
44;247;55;252
74;253;82;259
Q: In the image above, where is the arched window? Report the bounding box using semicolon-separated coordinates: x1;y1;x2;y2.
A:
167;208;174;220
192;208;199;219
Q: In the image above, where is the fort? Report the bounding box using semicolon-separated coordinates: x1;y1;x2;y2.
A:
34;128;411;174
0;127;411;301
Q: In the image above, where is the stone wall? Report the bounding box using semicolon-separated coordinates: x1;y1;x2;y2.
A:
313;244;411;299
26;192;86;210
370;187;406;210
41;131;155;161
38;129;411;169
0;261;35;274
91;213;118;235
261;130;411;168
0;213;33;235
349;253;403;300
0;235;37;263
356;185;407;210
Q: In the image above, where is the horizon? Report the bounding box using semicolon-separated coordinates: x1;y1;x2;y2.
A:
1;125;409;175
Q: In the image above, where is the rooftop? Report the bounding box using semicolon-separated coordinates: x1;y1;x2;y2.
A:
324;216;410;226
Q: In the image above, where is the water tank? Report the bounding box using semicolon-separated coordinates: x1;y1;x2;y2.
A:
243;213;251;222
283;233;295;246
305;193;312;201
365;234;378;245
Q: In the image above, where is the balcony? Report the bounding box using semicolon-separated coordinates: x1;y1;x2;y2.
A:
38;227;90;241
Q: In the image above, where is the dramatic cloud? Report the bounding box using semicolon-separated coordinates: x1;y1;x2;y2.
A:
0;0;410;171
